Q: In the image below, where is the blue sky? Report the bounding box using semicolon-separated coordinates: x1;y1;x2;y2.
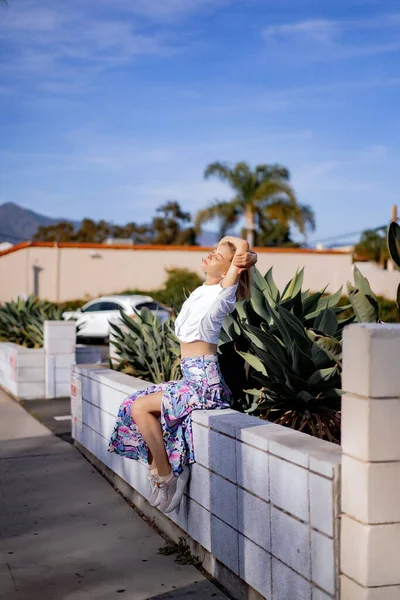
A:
1;0;400;244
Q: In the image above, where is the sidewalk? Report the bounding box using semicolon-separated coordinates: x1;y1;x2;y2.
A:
0;390;227;600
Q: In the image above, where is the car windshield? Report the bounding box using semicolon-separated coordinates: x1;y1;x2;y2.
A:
81;301;122;313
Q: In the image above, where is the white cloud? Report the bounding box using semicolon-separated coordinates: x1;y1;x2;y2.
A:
262;13;400;61
0;1;182;93
101;0;227;21
264;19;339;45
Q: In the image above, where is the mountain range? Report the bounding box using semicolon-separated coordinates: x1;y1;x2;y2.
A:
0;202;79;244
0;202;217;246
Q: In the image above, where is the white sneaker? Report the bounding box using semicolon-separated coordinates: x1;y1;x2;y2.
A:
147;473;161;507
158;466;190;514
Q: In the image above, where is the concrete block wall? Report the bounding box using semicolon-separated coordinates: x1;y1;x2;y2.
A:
0;320;77;399
341;324;400;599
0;342;45;398
191;410;342;600
72;364;342;600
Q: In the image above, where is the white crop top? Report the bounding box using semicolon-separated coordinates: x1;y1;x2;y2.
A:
174;282;238;345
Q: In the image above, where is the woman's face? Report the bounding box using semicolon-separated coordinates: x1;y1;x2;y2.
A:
201;243;234;277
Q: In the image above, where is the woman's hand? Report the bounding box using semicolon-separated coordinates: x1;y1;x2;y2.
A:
233;251;258;271
219;236;249;253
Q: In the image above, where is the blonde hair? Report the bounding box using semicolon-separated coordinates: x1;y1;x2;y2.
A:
222;241;253;301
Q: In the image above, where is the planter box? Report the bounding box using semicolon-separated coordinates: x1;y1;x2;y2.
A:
0;320;82;400
71;364;342;600
0;342;45;399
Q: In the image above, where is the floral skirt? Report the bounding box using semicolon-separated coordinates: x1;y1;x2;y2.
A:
108;354;231;474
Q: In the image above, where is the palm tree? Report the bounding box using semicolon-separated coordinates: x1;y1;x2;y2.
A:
354;228;388;265
196;161;315;246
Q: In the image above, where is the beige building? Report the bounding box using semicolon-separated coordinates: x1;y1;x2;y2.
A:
0;241;399;303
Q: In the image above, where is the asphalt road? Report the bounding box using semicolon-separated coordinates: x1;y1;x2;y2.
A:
20;343;108;445
20;397;73;443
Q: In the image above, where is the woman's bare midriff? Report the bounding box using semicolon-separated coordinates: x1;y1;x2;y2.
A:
179;340;218;359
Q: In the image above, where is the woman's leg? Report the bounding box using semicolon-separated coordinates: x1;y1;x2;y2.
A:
148;450;156;471
130;391;171;477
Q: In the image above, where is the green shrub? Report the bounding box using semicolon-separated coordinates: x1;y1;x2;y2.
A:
377;295;399;322
0;296;64;348
336;295;399;322
57;298;88;312
121;267;203;310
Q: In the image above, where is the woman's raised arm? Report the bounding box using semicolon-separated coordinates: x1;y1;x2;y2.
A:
219;236;257;288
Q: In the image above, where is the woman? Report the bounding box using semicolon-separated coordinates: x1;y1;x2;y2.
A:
108;236;257;513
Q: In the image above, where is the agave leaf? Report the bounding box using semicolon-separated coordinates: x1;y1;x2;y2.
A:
307;329;342;366
243;388;263;397
242;323;288;366
139;306;155;326
307;366;339;388
250;286;271;322
388;221;400;269
252;267;268;293
109;321;125;338
336;314;356;335
283;368;309;394
228;320;241;339
235;301;247;321
291;291;305;319
314;308;338;336
347;282;379;323
243;299;263;326
236;351;267;376
264;268;279;302
281;268;304;301
290;342;316;378
353;265;379;302
244;401;261;414
304;287;342;320
257;300;291;349
252;344;285;378
276;305;310;353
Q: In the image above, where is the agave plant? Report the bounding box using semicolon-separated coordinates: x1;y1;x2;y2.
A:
0;296;64;348
388;221;400;311
110;307;181;383
346;265;380;323
218;266;379;443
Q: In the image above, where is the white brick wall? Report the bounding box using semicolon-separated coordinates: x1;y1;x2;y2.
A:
72;364;342;600
0;342;45;399
341;324;400;599
0;320;77;399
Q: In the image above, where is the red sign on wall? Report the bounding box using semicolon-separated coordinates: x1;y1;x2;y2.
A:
9;351;16;381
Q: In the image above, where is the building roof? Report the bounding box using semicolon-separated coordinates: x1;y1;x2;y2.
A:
0;240;353;258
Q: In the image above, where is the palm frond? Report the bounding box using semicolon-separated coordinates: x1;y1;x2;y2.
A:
254;164;290;183
254;179;297;204
194;198;243;231
204;162;235;185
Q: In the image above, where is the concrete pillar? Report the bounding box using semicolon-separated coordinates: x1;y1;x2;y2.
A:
341;323;400;599
44;321;76;398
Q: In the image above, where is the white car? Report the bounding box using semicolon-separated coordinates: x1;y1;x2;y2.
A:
62;295;171;341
